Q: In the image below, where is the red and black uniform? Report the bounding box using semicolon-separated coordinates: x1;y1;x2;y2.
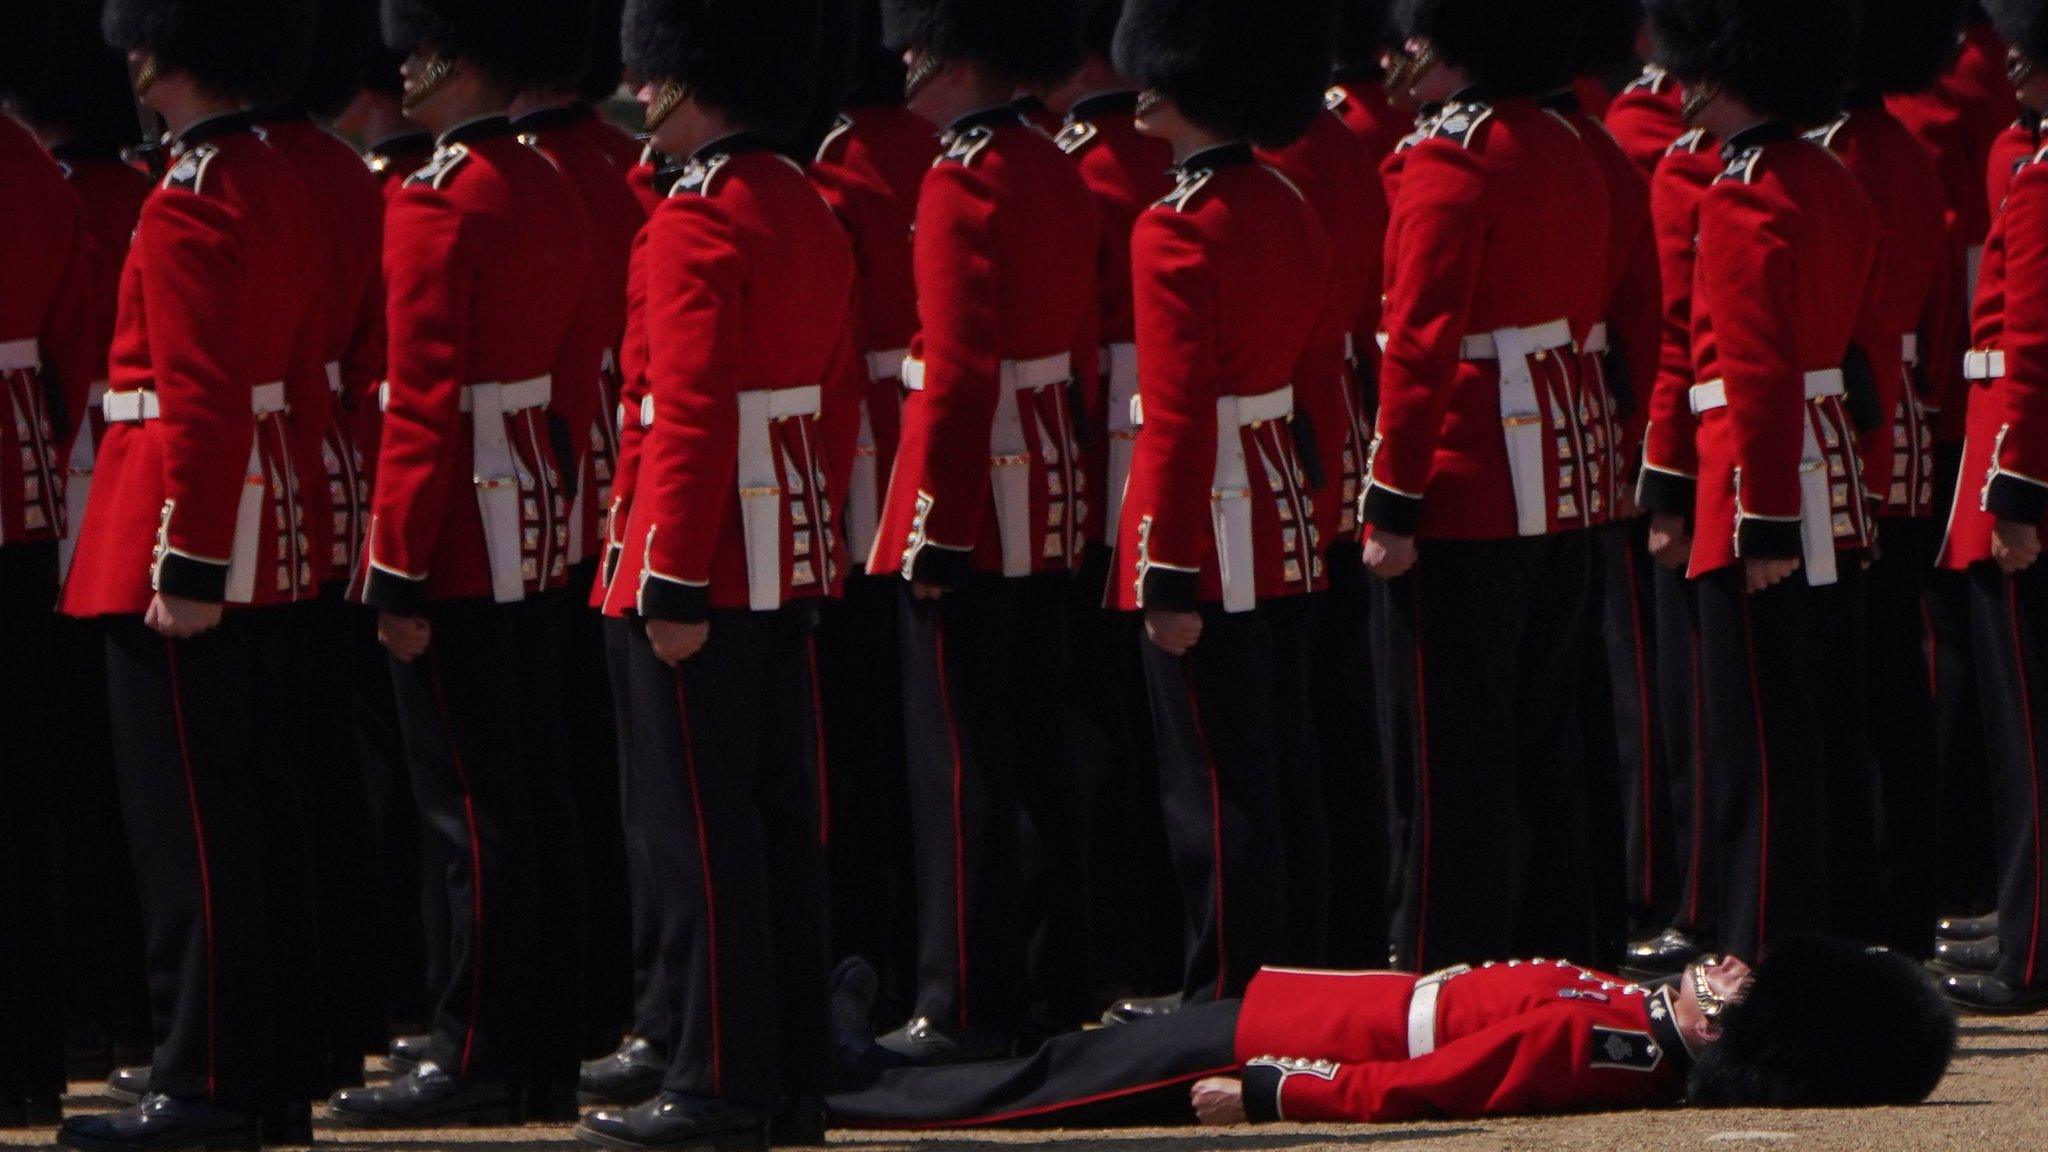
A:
601;133;857;1106
59;110;334;1114
365;129;434;202
1603;65;1688;178
1359;95;1611;971
1328;75;1417;168
1111;143;1329;1002
1259;110;1392;968
1810;96;1951;955
361;114;593;1090
866;104;1100;1036
826;958;1693;1128
1656;123;1879;963
808;102;938;1014
567;102;645;173
1938;135;2048;994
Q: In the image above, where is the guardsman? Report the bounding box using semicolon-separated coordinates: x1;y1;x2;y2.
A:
325;0;594;1125
1935;0;2048;1014
1640;0;1879;965
1325;1;1410;163
1812;0;1968;958
56;1;334;1147
337;44;437;201
577;1;854;1145
6;0;156;1106
1603;21;1689;176
805;0;941;1040
1108;0;1334;1014
1358;0;1611;971
866;0;1101;1063
571;0;644;171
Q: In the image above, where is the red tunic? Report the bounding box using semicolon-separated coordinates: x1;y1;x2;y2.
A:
1681;126;1879;581
1234;959;1692;1122
811;104;940;566
601;139;859;621
63;112;334;615
1326;78;1414;167
566;103;645;173
1603;66;1688;177
365;130;434;203
361;117;592;611
868;107;1101;585
1261;111;1388;546
1361;97;1611;542
1110;146;1329;612
1637;128;1722;512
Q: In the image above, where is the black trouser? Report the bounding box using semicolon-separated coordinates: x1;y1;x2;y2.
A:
559;568;624;1051
825;999;1240;1129
1264;594;1328;968
1144;602;1287;1005
1696;564;1870;961
605;614;673;1055
0;543;64;1106
1376;533;1595;971
1930;443;1998;915
1598;522;1673;947
898;572;1084;1035
1315;542;1389;970
1868;518;1941;957
621;607;827;1107
1968;560;2048;990
1652;563;1714;946
387;596;565;1087
102;608;317;1112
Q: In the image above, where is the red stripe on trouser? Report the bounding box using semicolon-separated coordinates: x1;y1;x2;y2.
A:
672;674;725;1094
856;1065;1242;1130
1411;576;1433;969
1623;545;1654;897
931;618;970;1029
1181;680;1228;1000
164;641;220;1100
2008;578;2043;984
1687;625;1706;925
807;636;829;847
1738;595;1772;957
427;659;487;1077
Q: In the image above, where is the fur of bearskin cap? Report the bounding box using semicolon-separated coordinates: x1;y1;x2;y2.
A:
381;0;548;87
0;0;46;98
1688;938;1958;1108
1577;0;1643;76
521;0;597;95
276;0;397;115
1113;0;1335;147
578;0;625;101
879;0;1085;86
1854;0;1968;94
102;0;318;100
13;0;134;139
1333;0;1395;73
1647;0;1860;122
1988;0;2048;64
1080;0;1124;59
1394;0;1587;97
842;0;907;105
622;0;823;135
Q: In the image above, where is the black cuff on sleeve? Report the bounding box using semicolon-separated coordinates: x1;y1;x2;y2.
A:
1603;343;1634;416
154;552;229;603
1636;468;1697;518
1290;412;1325;492
1240;1063;1284;1124
638;574;710;623
907;543;973;589
1362;485;1423;537
1140;566;1200;612
362;566;428;615
1736;516;1805;560
1841;344;1884;434
600;543;623;590
1987;473;2048;525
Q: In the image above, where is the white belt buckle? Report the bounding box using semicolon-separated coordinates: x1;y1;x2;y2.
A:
0;338;42;373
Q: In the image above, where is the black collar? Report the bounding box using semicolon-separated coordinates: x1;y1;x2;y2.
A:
178;110;253;149
946;104;1022;135
1066;90;1139;124
1646;988;1697;1075
1177;142;1254;172
47;139;124;163
438;115;515;148
2025;108;2044;136
1449;83;1493;105
1012;93;1049;117
510;103;594;134
1842;88;1882;111
690;129;774;164
370;130;434;158
1537;88;1581;114
1721;119;1797;159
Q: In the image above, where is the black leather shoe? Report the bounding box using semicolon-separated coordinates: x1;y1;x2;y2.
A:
1100;993;1183;1027
769;1098;824;1147
873;1018;1013;1067
1937;911;1998;941
1942;972;2048;1014
1931;936;2000;974
574;1094;768;1151
260;1104;312;1146
1;1094;64;1126
324;1062;521;1127
526;1080;580;1123
1623;928;1704;975
386;1034;432;1072
56;1095;261;1152
106;1067;150;1106
580;1037;666;1106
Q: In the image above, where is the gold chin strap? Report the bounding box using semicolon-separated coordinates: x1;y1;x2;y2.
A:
644;80;689;131
133;53;160;97
2009;50;2037;91
1691;958;1731;1020
1680;80;1721;125
1400;45;1438;98
402;52;456;112
1134;89;1165;119
904;51;943;102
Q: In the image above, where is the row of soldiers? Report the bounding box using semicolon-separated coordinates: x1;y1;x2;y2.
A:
2;0;2047;1147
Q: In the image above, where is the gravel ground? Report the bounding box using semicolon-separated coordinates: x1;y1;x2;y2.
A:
8;1013;2043;1151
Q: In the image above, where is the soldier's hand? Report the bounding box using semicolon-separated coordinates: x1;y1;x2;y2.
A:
1145;608;1203;656
146;593;224;640
911;581;947;601
378;612;431;663
1611;485;1643;523
1744;556;1802;593
1994;520;2043;575
1363;528;1418;579
1191;1077;1247;1126
648;619;710;666
1647;513;1691;570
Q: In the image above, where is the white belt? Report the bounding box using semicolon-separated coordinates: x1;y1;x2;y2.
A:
1964;349;2007;381
866;347;910;383
1582;322;1609;356
902;353;1074;575
0;338;40;373
735;384;823;610
325;360;344;395
377;375;552;415
103;381;287;423
466;375;554;602
898;352;1072;394
1211;385;1294;614
848;400;883;561
1407;966;1468;1058
1692;369;1845;587
1344;332;1357;362
1465;318;1575;536
1900;334;1919;366
1686;368;1844;416
1104;342;1140;537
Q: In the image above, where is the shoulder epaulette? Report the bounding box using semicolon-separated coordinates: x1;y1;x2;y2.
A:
1425;100;1493;148
935;125;994;169
162;143;220;193
54;159;75;180
1717;145;1764;185
1622;65;1670;97
405;143;470;189
1325;85;1348;112
1153;166;1215;213
815;114;854;165
669;152;732;198
1053;119;1099;155
1666;127;1711;157
1803;114;1850;150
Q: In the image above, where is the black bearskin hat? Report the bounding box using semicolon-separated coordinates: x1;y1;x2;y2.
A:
1333;0;1395;75
1646;0;1861;123
1688;938;1958;1107
1113;0;1336;148
1394;0;1587;97
103;0;319;101
1855;0;1968;95
1080;0;1124;60
0;0;46;99
843;0;906;105
278;0;395;116
578;0;626;102
797;0;862;153
1578;0;1644;77
880;0;1085;86
522;0;597;96
622;0;823;136
381;0;549;88
1988;0;2048;64
11;0;136;142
